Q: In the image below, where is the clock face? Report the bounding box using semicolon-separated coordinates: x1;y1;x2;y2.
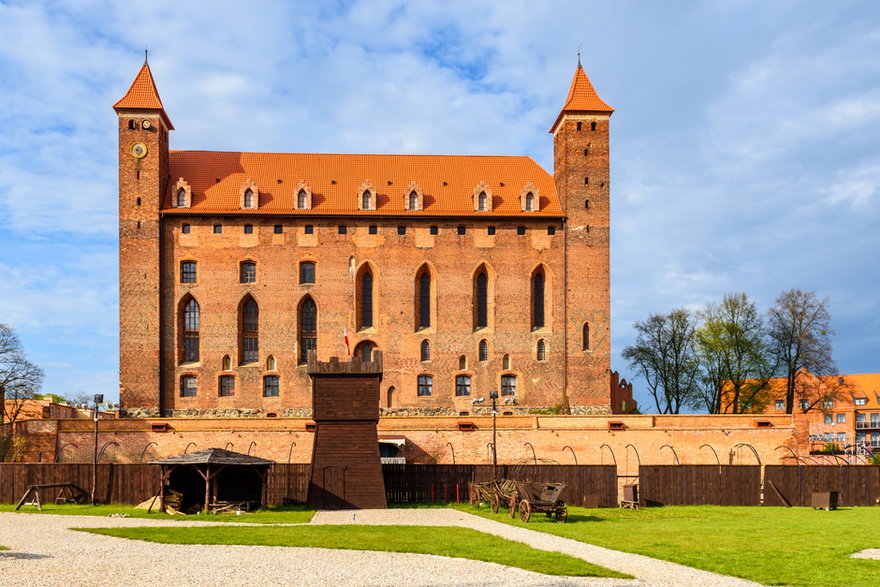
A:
131;142;148;158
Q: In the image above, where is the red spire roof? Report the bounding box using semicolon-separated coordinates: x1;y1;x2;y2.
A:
549;64;612;133
113;62;174;129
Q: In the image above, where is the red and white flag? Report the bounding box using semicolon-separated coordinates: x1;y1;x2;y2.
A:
343;327;351;356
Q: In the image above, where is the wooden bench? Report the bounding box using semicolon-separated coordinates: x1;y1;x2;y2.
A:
15;483;89;511
210;500;257;514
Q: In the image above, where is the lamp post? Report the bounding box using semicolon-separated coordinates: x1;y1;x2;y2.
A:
489;390;498;478
90;394;104;506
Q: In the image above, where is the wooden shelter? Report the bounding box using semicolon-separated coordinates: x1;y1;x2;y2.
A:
150;448;274;513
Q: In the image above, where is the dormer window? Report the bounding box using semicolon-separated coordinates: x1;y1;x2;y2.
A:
404;181;424;211
472;182;492;212
173;178;192;208
239;179;259;210
358;180;376;211
520;182;540;212
294;180;312;210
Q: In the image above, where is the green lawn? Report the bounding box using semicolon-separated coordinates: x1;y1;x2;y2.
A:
0;503;315;524
462;504;880;587
77;525;630;579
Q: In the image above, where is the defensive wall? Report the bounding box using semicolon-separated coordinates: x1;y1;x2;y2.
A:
7;414;808;479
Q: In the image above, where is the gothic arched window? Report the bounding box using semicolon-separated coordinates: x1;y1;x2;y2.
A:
532;269;545;329
243;189;255;209
240;297;259;364
420;340;431;362
358;268;374;329
299;297;317;364
182;297;199;363
475;270;488;329
479;340;488;362
583;323;590;351
478;191;487;211
297;189;308;209
537;339;546;361
176;188;187;208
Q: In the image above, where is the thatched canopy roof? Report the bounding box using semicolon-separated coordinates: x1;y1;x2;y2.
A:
150;448;274;466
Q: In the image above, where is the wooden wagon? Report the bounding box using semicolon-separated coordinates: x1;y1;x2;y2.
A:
509;481;567;523
470;479;517;513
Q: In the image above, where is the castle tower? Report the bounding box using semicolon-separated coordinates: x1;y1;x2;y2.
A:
113;59;173;416
551;63;613;413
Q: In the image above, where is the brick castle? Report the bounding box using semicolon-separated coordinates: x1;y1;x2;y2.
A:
114;58;615;418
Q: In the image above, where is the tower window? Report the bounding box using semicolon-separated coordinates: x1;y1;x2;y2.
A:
299;297;317;364
417;374;433;397
182;224;191;234
338;225;347;234
274;225;283;234
300;261;316;284
503;354;511;370
475;270;488;329
583;148;589;157
585;200;590;209
240;261;256;283
576;122;582;131
305;225;314;234
517;226;526;236
241;297;259;364
263;375;280;397
181;261;197;284
456;375;471;397
182;297;200;363
537;339;546;361
583;323;590;351
219;375;235;397
417;268;431;329
398;226;406;235
420;340;431;362
369;225;378;234
501;374;517;396
547;226;555;235
181;375;197;397
532;269;545;329
222;355;231;371
591;121;597;131
244;224;253;234
358;268;374;329
430;225;438;235
136;198;141;206
479;340;488;362
457;226;466;235
585;177;589;185
488;226;496;236
213;225;222;234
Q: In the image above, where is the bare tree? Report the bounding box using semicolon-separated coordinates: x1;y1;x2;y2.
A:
0;324;45;424
622;309;700;414
767;289;836;414
694;293;775;414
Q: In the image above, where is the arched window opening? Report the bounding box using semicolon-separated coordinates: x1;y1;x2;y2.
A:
299;297;317;364
576;122;583;131
590;121;597;131
459;355;467;370
479;340;488;362
525;192;535;212
300;261;316;284
456;375;471;397
362;190;372;210
244;189;255;208
475;270;488;329
181;375;197;397
501;374;517;396
537;339;546;361
263;375;280;397
416;268;431;330
583;323;590;351
297;189;307;209
387;386;395;409
240;297;259;364
359;268;374;329
176;188;187;208
503;354;511;370
417;374;433;397
532;269;545;329
182;297;200;363
420;340;431;362
266;355;276;371
355;341;376;363
409;191;418;210
222;355;231;371
219;375;235;397
478;191;487;211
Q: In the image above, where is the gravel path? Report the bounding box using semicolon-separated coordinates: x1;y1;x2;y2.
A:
0;509;758;586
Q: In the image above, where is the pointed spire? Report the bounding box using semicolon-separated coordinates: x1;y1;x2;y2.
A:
549;63;613;133
113;60;174;130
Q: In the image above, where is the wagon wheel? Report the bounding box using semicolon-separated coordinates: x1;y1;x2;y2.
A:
519;500;531;523
509;495;518;518
490;494;500;513
555;501;568;523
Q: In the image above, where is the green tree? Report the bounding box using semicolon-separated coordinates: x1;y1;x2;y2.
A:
694;293;775;414
767;289;836;414
621;309;700;414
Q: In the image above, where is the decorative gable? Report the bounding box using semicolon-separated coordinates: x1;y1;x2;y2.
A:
240;178;259;210
358;180;377;211
520;182;539;212
472;181;492;212
404;181;423;211
173;177;192;209
295;180;312;210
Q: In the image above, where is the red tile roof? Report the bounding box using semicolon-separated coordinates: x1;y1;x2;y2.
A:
113;63;174;129
163;151;561;217
550;65;613;133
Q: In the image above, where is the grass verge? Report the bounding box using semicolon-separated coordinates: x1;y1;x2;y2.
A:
0;503;315;524
460;504;880;587
77;524;630;579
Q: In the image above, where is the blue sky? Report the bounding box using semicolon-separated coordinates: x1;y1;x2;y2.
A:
1;1;878;408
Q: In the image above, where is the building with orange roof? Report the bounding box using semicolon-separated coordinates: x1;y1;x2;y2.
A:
114;59;615;418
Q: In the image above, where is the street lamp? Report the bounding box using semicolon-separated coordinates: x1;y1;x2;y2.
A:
90;394;104;506
489;390;499;477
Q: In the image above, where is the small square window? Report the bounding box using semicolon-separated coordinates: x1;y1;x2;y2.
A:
429;226;438;235
800;399;810;410
824;414;833;424
213;225;223;234
181;375;197;397
274;225;283;234
775;400;785;411
304;225;314;234
338;225;347;234
547;226;555;235
837;413;846;423
369;225;378;234
397;226;406;235
182;224;191;234
244;224;253;234
264;375;280;397
517;226;526;236
219;375;235;397
855;398;867;406
823;400;833;409
487;226;496;236
417;374;433;397
457;226;466;235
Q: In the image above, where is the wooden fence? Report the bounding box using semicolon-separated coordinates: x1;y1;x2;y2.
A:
0;464;161;505
639;465;762;506
763;465;880;507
